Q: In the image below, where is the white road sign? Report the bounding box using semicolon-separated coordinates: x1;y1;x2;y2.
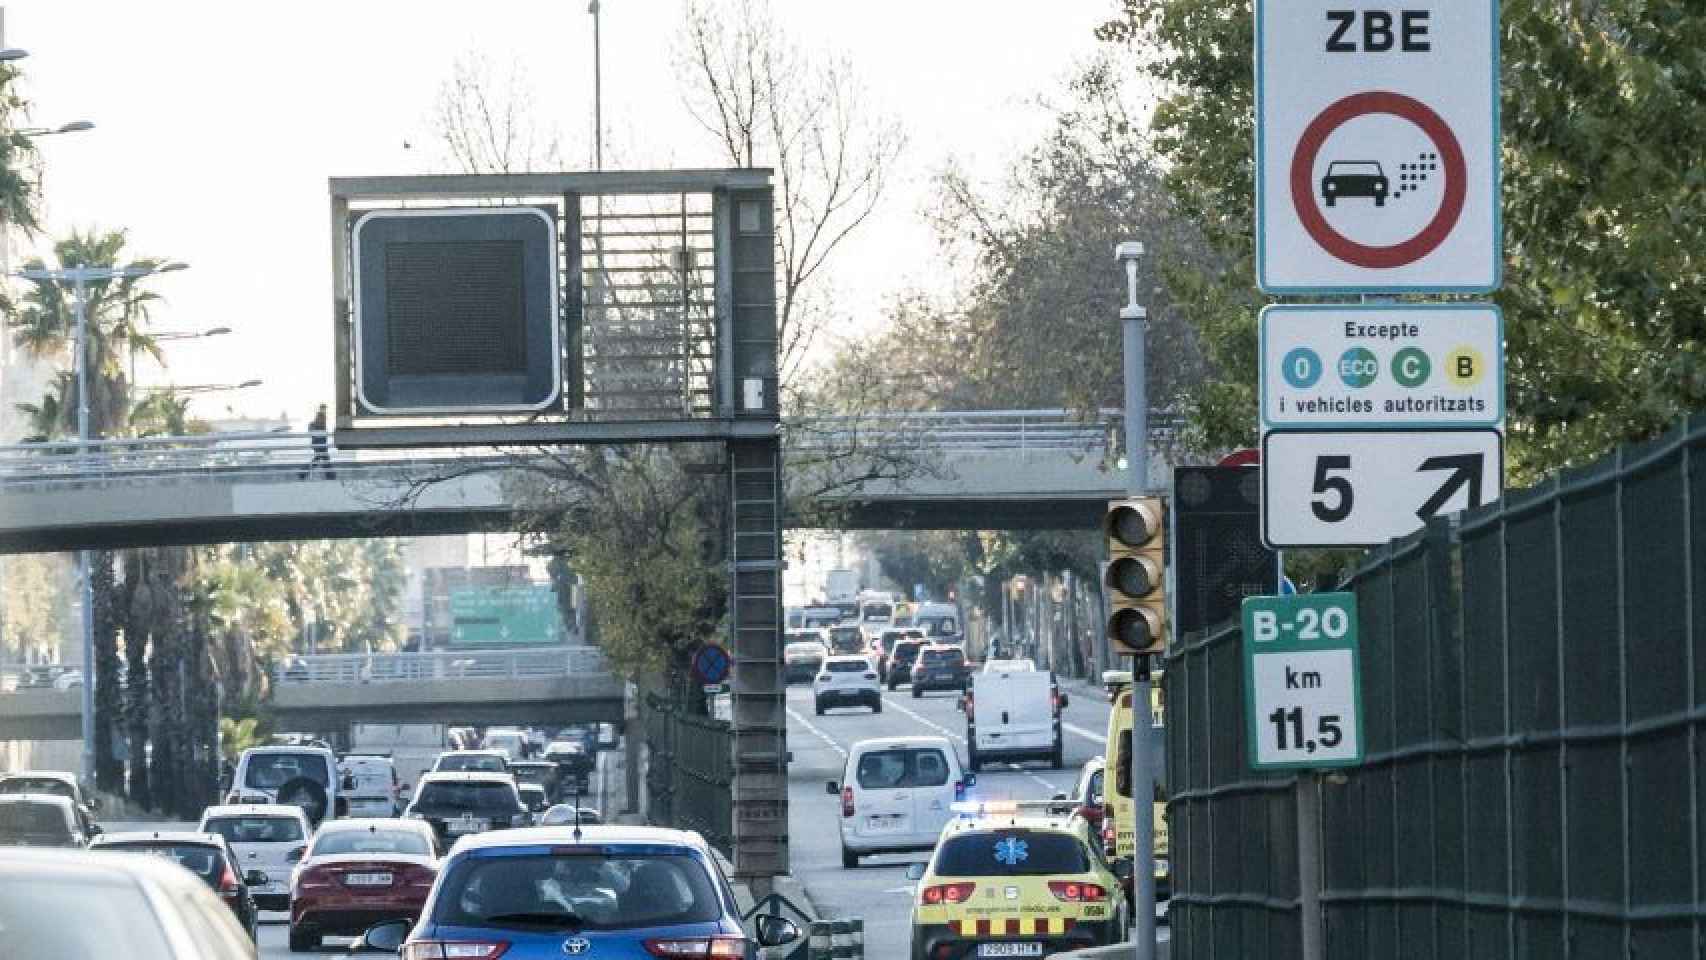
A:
1260;304;1503;428
1262;429;1503;548
1256;0;1500;293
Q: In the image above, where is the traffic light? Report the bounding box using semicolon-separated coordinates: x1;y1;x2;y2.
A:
1106;497;1167;656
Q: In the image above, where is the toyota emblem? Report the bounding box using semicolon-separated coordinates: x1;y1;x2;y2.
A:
562;937;592;956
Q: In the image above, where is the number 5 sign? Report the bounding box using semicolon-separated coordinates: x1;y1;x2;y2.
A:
1243;593;1364;770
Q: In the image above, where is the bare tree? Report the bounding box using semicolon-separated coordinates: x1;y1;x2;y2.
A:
432;53;564;174
676;0;905;388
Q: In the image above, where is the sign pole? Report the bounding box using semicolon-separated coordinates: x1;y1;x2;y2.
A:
1117;241;1158;960
1297;773;1323;960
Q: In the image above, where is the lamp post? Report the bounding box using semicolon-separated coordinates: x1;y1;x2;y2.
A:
588;0;602;171
19;120;94;137
129;325;231;384
12;260;189;786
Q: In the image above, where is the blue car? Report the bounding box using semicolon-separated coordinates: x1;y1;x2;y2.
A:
361;825;801;959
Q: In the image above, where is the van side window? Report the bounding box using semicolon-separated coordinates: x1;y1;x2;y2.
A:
1115;731;1133;798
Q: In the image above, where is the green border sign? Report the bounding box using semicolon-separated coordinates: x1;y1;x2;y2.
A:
1242;592;1364;770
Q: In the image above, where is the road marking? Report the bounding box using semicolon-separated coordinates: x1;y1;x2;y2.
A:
787;707;848;758
1061;721;1107;744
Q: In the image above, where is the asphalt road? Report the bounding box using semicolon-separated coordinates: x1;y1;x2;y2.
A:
781;675;1169;958
257;912;363;958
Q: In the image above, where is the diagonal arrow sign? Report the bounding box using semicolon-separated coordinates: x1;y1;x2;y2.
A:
1415;453;1484;521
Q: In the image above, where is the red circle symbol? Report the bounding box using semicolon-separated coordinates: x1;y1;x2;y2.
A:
1289;91;1466;269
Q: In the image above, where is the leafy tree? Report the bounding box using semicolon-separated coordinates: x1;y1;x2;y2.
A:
0;60;42;235
1098;0;1706;478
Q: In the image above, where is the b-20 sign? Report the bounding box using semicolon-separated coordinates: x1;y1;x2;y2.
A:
1256;1;1501;293
1244;593;1363;770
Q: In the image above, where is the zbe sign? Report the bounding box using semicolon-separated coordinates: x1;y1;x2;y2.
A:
1256;1;1500;293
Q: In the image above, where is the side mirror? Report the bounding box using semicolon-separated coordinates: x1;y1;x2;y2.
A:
963;773;977;787
1051;792;1068;802
1058;693;1069;709
86;824;102;838
286;845;306;863
754;914;801;948
361;919;411;953
905;862;927;881
956;697;966;712
89;796;103;812
825;780;839;796
244;869;270;887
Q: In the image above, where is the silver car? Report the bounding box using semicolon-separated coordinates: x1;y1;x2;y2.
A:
0;847;256;957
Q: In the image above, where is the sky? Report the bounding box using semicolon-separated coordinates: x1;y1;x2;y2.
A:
3;0;1117;425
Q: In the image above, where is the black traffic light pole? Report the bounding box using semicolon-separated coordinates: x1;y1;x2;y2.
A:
1117;240;1159;960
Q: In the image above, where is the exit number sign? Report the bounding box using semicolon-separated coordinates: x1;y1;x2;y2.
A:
1242;593;1364;770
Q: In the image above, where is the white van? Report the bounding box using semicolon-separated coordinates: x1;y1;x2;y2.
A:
337;755;399;818
226;746;345;825
480;728;529;761
827;736;974;868
964;667;1067;770
912;602;962;640
198;803;311;911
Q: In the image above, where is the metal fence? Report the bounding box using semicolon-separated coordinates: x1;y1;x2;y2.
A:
642;691;734;856
271;646;608;685
1167;418;1706;960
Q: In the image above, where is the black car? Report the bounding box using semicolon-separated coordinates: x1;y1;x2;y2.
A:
542;740;595;798
506;760;561;800
403;773;529;845
909;644;970;696
886;640;924;690
1321;160;1388;207
876;629;926;682
90;831;266;940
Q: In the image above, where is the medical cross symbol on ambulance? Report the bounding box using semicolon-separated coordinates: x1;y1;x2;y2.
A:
993;837;1029;866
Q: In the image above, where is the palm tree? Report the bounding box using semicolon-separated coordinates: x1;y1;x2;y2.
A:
4;229;183;797
0;59;43;235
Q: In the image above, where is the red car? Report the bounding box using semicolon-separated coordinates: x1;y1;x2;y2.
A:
288;818;438;952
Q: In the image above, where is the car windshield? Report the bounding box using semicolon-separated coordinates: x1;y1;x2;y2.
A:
934;830;1090;876
311;828;431;857
826;660;868;673
0;802;69;836
892;643;921;661
784;642;825;657
0;778;75;800
203;815;303;844
100;842;223;879
0;875;174;960
519;787;548;812
435;853;721;930
244;753;329;789
921;648;963;665
862;604;893;621
855;748;950;789
828;627;864;651
917;616;959;636
414;781;520;813
510;765;554;785
1328;161;1382;176
438;753;507;773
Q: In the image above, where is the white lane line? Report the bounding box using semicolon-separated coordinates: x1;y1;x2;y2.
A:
881;697;1061;793
787;706;848;758
1062;721;1107;744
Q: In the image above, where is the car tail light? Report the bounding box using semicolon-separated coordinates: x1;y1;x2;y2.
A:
921;882;976;905
643;936;747;957
841;786;855;818
402;942;510;960
218;864;240;897
296;866;333;891
953;780;966;801
1077;804;1104;826
964;693;975;720
1049;880;1109;902
1051;689;1060;712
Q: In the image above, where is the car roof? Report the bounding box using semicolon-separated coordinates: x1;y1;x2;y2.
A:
200;803;308;819
508;760;555;768
825;654;870;662
418;771;515;784
943;812;1083;838
313;817;428;833
242;745;333;757
0;846;203;888
544;741;585;752
94;830;227;848
440;749;506;757
0;770;78;785
518;783;547;793
850;735;952;752
450;823;707;854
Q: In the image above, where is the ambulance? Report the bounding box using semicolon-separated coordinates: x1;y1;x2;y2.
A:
1100;669;1170;913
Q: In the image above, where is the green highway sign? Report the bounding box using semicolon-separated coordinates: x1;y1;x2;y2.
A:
449;585;566;648
1242;592;1364;770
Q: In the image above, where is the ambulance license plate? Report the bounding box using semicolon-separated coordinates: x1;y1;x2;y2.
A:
977;945;1044;958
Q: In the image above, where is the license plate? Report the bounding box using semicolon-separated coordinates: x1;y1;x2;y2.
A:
344;873;393;886
448;817;485;835
977;944;1044;958
865;815;904;831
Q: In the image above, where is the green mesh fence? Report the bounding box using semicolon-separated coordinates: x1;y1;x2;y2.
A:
1167;416;1706;959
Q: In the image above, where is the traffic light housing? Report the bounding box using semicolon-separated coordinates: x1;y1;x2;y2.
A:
1106;497;1167;656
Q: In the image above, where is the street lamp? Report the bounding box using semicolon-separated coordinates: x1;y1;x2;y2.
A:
141;378;262;394
588;0;602;171
131;325;231;383
9;260;190;786
0;48;28;62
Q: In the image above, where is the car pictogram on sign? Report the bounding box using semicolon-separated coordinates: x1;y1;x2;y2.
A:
1321;161;1387;207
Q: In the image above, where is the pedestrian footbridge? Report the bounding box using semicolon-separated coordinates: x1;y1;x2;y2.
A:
0;410;1159;552
0;646;624;741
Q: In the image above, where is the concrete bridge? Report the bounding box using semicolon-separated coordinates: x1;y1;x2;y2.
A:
0;410;1159;552
0;646;624;741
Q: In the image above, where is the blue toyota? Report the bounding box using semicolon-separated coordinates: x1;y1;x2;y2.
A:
361;824;799;959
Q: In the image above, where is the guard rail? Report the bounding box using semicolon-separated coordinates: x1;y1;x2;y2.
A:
272;646;608;685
